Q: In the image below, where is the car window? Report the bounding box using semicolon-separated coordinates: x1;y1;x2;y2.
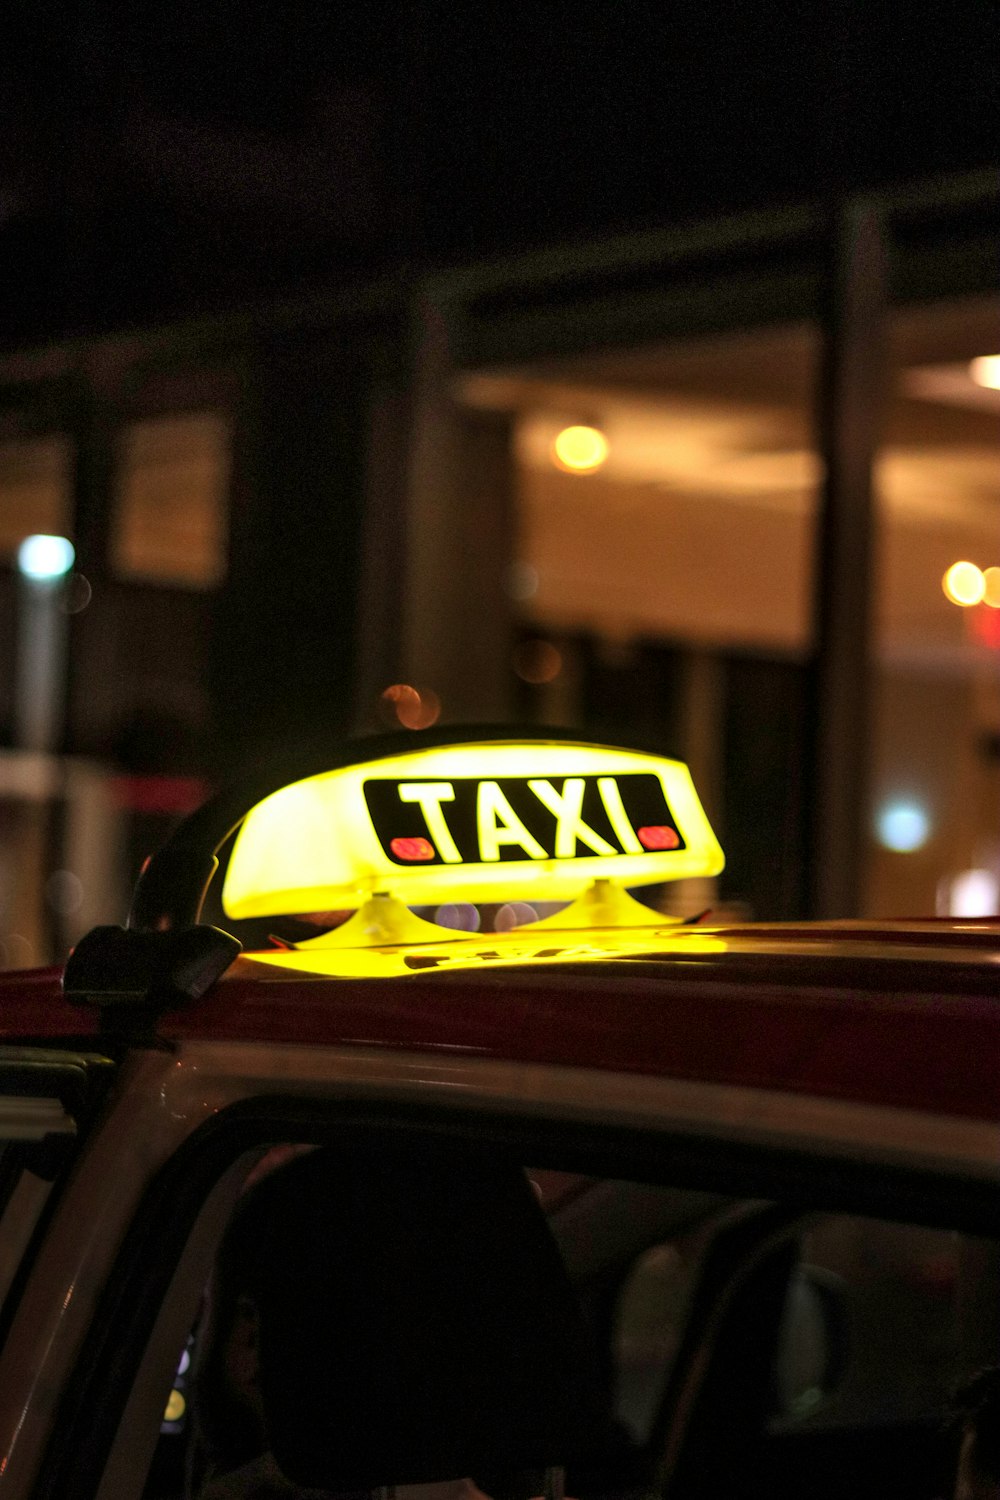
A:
772;1217;999;1431
613;1241;699;1445
618;1213;1000;1500
57;1128;999;1500
91;1145;729;1500
97;1149;266;1500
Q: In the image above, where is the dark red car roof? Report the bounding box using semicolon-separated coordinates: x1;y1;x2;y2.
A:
2;920;999;1124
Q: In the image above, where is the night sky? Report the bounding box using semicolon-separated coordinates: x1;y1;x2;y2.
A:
0;1;996;338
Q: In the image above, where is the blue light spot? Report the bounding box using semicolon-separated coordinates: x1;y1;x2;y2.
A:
18;534;75;581
876;801;931;853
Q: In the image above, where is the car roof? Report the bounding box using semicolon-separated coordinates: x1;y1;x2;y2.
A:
2;918;999;1124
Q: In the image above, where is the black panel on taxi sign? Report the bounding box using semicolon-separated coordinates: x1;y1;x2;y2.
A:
363;773;685;866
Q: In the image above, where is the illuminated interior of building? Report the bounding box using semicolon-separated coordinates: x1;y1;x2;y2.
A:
0;275;996;960
459;293;1000;919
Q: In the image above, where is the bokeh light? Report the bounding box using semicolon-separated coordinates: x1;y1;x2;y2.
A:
434;903;481;932
969;354;1000;390
942;869;999;918
45;870;84;915
1;934;34;970
495;902;539;931
982;567;1000;609
380;684;441;730
968;604;1000;650
512;638;562;684
508;562;540;601
552;424;609;473
164;1390;186;1423
876;800;931;853
59;573;93;614
17;534;75;581
942;561;985;607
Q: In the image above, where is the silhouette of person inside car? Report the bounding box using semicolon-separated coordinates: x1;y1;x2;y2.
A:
186;1145;591;1500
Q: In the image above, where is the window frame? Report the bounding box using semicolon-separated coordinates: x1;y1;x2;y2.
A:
0;1049;113;1358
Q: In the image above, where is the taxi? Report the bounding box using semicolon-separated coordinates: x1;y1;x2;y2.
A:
0;729;998;1500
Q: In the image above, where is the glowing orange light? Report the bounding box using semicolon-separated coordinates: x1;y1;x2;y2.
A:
411;688;441;728
512;639;563;684
969;355;1000;391
983;567;1000;609
552;425;609;473
380;684;441;730
943;562;985;607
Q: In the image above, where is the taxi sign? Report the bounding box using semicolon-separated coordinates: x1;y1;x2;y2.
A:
221;738;724;918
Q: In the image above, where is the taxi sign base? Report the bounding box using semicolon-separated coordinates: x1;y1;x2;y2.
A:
247;920;725;980
298;894;462;952
521;879;676;931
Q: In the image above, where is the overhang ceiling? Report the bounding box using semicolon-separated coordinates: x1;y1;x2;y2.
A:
459;295;1000;667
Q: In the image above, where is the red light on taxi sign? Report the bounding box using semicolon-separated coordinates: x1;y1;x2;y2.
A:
390;836;436;862
638;826;680;850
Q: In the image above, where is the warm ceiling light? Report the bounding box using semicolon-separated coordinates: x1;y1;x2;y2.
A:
380;683;441;730
983;567;1000;609
943;561;985;607
552;424;609;473
969;355;1000;390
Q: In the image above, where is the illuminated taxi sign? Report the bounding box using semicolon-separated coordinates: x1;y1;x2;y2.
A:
221;739;724;919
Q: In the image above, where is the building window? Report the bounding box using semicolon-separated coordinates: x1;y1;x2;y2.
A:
867;293;1000;918
0;436;72;562
112;413;230;588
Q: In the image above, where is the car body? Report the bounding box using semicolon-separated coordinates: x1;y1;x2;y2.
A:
0;731;998;1500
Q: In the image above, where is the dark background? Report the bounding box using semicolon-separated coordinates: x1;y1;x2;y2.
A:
0;2;996;941
1;0;996;344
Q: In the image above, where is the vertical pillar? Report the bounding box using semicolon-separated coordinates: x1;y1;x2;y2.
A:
64;378;119;755
805;199;888;918
215;312;422;768
681;650;724;831
400;298;517;722
214;335;372;766
350;321;419;724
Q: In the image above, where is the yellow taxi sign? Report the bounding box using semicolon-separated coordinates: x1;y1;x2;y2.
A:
221;738;724;919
